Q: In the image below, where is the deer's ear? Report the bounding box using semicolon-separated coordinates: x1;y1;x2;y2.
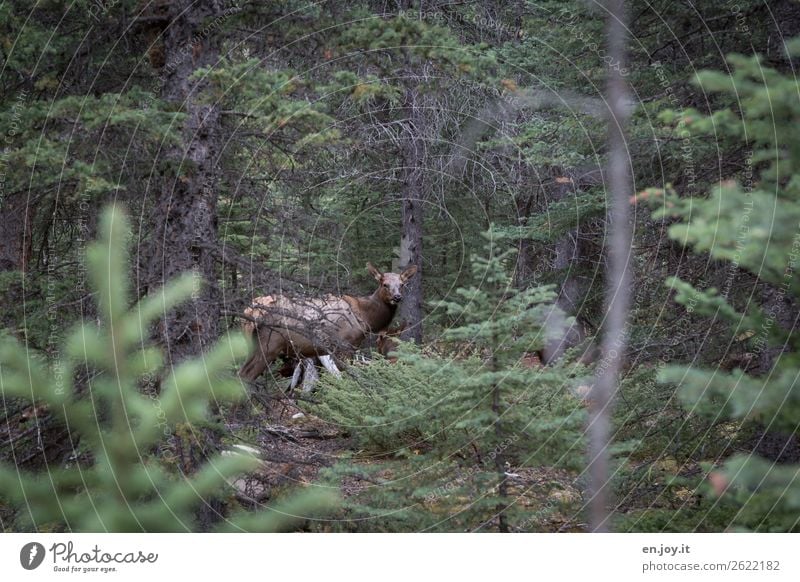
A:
400;264;418;282
367;262;383;282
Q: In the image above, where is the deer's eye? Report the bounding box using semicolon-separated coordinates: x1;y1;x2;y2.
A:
383;284;389;288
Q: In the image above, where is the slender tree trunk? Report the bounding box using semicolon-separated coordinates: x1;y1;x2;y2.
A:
145;0;224;365
543;171;583;362
0;191;32;273
492;382;509;533
513;190;536;288
0;191;33;335
491;345;509;532
587;0;633;533
399;196;423;342
399;90;424;343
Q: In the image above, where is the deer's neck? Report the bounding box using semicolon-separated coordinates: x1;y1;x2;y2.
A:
348;293;397;333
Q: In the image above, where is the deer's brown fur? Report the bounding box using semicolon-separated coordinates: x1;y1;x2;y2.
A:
239;263;417;381
376;322;407;363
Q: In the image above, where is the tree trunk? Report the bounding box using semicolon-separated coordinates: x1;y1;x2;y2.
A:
587;0;633;533
0;191;32;273
543;169;586;363
140;0;227;532
144;0;224;366
399;90;425;344
399;196;424;342
513;188;536;288
491;352;509;532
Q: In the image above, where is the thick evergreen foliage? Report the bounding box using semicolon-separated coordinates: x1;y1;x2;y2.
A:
0;206;334;532
314;232;585;531
651;41;800;531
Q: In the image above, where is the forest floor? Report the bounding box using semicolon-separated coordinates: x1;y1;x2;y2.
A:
224;388;586;532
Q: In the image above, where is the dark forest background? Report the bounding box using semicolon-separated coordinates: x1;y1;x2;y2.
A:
2;0;800;533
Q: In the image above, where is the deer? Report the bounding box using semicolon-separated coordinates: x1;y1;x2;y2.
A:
239;262;418;382
376;322;408;363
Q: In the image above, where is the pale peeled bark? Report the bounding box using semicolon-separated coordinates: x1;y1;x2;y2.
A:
587;0;633;533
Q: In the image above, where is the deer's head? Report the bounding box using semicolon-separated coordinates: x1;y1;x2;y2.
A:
367;262;418;306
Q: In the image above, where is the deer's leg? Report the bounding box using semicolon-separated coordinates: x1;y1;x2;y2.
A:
289;361;304;391
239;326;282;381
300;358;319;393
239;351;269;382
318;355;342;377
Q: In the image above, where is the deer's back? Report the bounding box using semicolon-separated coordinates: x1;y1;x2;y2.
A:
244;294;367;354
